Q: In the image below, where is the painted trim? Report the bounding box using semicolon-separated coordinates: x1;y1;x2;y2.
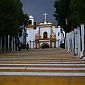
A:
0;64;85;66
0;72;85;76
0;61;85;64
0;67;85;70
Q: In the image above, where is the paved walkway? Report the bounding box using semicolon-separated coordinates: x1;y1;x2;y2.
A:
0;48;85;85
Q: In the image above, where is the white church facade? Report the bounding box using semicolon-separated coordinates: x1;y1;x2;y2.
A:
20;13;65;49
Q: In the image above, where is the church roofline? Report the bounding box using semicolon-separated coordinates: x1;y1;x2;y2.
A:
29;15;34;19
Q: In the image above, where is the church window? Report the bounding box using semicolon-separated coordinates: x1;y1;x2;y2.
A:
43;32;48;39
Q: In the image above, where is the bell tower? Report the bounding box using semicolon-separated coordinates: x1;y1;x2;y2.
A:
29;15;34;25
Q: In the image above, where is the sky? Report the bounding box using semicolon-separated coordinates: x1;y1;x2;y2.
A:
20;0;56;23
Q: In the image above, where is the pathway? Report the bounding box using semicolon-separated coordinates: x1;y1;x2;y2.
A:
0;48;85;85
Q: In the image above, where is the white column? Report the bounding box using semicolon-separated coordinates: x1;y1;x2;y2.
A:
14;37;15;51
52;42;54;48
65;33;68;50
74;29;78;55
8;35;10;52
77;26;81;58
66;33;70;52
0;36;2;53
30;40;31;49
65;39;67;49
69;32;71;51
4;35;6;53
11;36;13;51
0;35;1;53
80;24;84;57
71;31;74;53
0;36;1;53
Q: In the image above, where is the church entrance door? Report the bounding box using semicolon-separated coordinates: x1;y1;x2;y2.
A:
41;43;49;48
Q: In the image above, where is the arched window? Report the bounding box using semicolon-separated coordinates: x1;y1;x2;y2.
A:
43;32;48;39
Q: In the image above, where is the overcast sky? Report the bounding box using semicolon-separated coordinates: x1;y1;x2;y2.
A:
20;0;56;23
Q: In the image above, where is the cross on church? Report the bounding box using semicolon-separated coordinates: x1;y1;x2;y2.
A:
43;12;48;23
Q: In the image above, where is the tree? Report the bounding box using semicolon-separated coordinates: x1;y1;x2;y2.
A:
23;14;29;26
0;0;26;36
54;0;71;32
54;0;85;32
0;0;29;52
70;0;85;27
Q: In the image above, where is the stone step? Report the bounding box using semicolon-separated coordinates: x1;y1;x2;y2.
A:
0;63;85;66
0;72;85;76
0;61;85;64
0;63;85;72
0;48;85;85
0;67;85;73
0;76;85;85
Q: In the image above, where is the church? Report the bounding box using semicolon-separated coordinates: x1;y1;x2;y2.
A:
20;13;65;49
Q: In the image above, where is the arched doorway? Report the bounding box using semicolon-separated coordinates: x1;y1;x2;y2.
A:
43;32;48;39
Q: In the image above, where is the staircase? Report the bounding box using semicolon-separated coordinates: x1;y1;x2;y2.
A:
0;48;85;85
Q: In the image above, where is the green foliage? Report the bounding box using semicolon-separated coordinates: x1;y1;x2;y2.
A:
54;0;71;32
0;0;27;36
70;0;85;26
23;14;29;26
54;0;85;32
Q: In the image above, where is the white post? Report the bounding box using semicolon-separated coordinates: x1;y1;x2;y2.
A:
65;38;67;49
13;36;14;51
77;26;81;58
71;31;74;53
8;35;10;52
14;37;15;51
0;36;2;53
30;40;31;49
11;36;13;51
0;35;1;53
4;35;6;53
69;32;71;51
74;29;78;55
66;33;70;52
80;24;84;57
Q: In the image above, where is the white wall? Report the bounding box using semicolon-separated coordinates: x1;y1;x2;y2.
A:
26;26;65;48
66;31;75;52
65;24;84;58
40;27;50;39
26;28;35;48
